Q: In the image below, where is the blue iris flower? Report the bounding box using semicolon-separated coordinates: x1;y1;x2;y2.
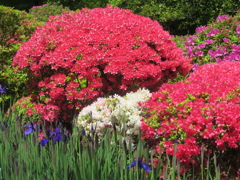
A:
23;122;68;146
24;124;39;135
46;127;68;144
126;157;151;172
0;85;6;94
39;137;49;147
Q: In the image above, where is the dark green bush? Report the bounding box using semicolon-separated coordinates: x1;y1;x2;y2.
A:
0;5;42;103
42;0;239;35
29;2;71;23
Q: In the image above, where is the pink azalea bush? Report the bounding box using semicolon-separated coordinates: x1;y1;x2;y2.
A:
12;5;191;123
184;10;240;70
140;61;240;178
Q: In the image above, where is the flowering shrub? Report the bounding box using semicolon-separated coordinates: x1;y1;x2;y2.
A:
184;10;240;70
6;96;41;125
77;88;151;142
13;5;191;123
140;61;240;178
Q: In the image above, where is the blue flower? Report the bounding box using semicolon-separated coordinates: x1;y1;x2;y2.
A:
82;128;86;136
126;157;151;172
39;137;48;147
24;124;39;135
0;85;6;94
1;121;8;131
46;127;68;144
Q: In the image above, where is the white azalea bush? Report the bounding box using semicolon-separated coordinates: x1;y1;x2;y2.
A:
76;88;152;141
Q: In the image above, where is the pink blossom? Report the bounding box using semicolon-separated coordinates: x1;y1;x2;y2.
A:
205;39;214;44
206;29;220;37
194;50;204;57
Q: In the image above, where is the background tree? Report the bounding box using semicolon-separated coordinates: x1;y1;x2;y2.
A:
0;0;239;35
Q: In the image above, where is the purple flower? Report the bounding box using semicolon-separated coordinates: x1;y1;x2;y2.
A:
126;157;151;172
24;124;40;135
195;50;204;57
45;127;68;144
224;52;240;61
223;38;229;43
39;137;48;146
196;26;207;33
206;29;220;37
0;85;6;94
216;15;228;22
216;57;223;63
208;50;215;59
205;39;214;44
82;128;86;135
232;44;240;53
215;47;227;57
31;6;39;9
197;43;206;49
192;63;199;71
236;25;240;35
184;36;197;46
1;121;8;131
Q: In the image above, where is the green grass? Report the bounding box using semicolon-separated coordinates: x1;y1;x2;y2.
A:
0;102;230;180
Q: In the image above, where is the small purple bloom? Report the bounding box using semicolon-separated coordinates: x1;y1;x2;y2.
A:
82;128;86;135
45;127;68;144
0;85;6;94
223;38;229;43
216;15;228;22
39;137;48;146
196;26;207;33
197;43;206;49
232;44;240;53
184;36;197;46
192;63;199;71
195;50;204;57
207;29;220;37
216;57;223;63
31;6;39;9
187;49;194;57
1;121;8;131
215;47;227;57
205;39;214;44
24;124;39;135
224;52;240;61
126;157;151;172
236;25;240;35
208;50;215;59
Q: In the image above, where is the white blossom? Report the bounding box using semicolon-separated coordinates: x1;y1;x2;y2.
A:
76;88;152;139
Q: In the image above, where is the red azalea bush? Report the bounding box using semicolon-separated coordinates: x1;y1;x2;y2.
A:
140;61;240;178
12;5;191;123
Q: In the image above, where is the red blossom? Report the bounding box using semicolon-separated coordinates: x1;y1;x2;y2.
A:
141;61;240;177
13;6;191;122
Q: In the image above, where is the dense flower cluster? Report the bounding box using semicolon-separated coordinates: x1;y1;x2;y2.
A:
184;10;240;69
13;5;191;122
77;88;151;142
140;61;240;175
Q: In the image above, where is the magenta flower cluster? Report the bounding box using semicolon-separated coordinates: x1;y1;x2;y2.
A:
184;10;240;70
